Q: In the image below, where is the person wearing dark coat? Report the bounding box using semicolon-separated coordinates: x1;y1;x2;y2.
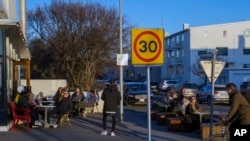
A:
47;90;72;128
224;83;250;129
100;80;121;136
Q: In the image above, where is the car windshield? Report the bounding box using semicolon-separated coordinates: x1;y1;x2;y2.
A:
183;83;197;89
128;84;147;91
215;86;226;91
167;81;178;84
150;82;158;85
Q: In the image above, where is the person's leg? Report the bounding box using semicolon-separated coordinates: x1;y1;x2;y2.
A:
103;114;107;130
111;114;116;132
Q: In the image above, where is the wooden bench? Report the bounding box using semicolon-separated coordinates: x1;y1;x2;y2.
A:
151;110;159;120
156;112;176;125
167;117;187;132
200;122;224;140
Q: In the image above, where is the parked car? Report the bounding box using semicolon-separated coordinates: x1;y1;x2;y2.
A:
159;80;179;91
123;82;149;106
144;81;160;95
176;82;198;97
240;81;250;94
196;84;229;105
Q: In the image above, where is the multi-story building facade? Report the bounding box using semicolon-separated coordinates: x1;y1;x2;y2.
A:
162;21;250;87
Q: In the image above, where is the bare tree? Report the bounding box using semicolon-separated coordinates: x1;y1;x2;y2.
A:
27;0;130;90
190;57;207;86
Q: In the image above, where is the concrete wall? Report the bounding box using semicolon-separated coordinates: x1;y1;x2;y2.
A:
21;79;67;96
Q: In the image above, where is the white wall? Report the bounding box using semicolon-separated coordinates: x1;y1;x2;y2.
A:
21;79;67;96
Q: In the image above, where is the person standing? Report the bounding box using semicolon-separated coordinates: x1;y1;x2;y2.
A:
223;83;250;127
101;80;121;136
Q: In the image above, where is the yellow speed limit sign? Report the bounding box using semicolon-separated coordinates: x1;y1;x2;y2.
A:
131;28;164;65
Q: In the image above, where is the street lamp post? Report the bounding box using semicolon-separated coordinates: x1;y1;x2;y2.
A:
119;0;124;122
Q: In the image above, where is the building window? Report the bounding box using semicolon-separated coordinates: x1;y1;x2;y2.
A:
181;49;184;57
171;37;175;42
198;50;207;56
181;33;184;42
176;50;180;58
167;39;170;46
176;35;179;43
223;30;227;37
243;64;250;68
171;50;175;57
168;65;174;74
243;49;250;55
216;47;228;56
167;51;170;58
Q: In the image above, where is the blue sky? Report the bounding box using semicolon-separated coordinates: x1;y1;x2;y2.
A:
26;0;250;34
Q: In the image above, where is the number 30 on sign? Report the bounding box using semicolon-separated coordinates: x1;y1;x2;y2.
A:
131;28;164;65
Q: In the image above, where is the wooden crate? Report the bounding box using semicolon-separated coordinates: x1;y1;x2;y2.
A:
201;123;224;140
167;118;186;131
157;112;176;125
151;110;159;120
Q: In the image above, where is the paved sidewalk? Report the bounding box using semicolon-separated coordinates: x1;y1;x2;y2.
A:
0;107;203;141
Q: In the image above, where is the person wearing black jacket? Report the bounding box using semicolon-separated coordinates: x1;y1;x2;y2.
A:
100;80;121;136
47;90;72;128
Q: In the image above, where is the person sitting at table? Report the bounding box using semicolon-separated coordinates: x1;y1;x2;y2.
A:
71;86;85;116
78;89;98;117
184;96;200;131
15;86;42;128
53;87;63;106
166;90;179;115
163;87;175;104
178;96;190;118
47;89;73;128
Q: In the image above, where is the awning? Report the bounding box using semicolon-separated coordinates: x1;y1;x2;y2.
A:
0;19;31;60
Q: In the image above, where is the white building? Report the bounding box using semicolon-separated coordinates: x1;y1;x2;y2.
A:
0;0;30;131
162;21;250;87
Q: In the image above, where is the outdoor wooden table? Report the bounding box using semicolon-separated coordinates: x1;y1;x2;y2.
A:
193;111;210;124
37;104;56;128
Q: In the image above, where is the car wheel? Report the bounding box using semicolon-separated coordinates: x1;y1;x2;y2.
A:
125;97;130;107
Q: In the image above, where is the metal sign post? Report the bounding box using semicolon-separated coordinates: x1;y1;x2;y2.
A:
210;52;216;137
200;51;225;137
147;66;151;141
131;28;164;141
119;0;123;122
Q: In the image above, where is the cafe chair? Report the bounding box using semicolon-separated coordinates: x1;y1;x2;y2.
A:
9;101;31;131
60;112;71;127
